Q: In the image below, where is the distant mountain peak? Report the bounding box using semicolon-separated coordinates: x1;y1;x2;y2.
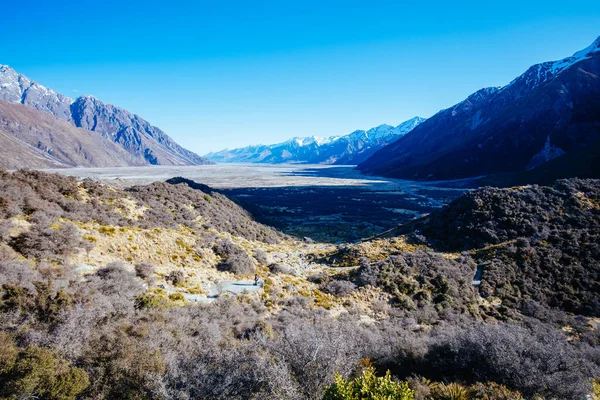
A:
396;116;426;129
285;136;328;147
205;116;425;165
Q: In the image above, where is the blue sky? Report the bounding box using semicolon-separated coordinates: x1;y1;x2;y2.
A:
2;1;599;153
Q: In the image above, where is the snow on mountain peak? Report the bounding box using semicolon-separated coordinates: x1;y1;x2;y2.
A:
365;124;395;139
288;136;317;147
205;116;425;164
396;116;426;132
549;36;600;74
285;135;341;147
501;36;600;94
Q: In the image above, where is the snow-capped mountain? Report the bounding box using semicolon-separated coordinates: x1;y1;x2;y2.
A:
205;117;425;165
359;36;600;182
0;65;211;166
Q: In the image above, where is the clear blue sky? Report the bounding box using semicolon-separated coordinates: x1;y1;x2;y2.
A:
3;1;599;153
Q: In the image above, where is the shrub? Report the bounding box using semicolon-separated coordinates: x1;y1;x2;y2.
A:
218;253;255;275
323;366;414;400
418;179;600;251
214;239;255;275
91;262;144;304
428;382;469;400
254;249;269;265
81;328;165;398
97;225;117;236
0;260;41;289
166;270;185;286
307;271;330;285
0;332;18;374
168;293;185;302
134;262;155;282
134;291;164;309
129;178;283;243
0;220;12;243
467;382;524;400
413;323;598;398
324;280;356;297
269;316;365;399
213;239;241;258
268;263;294;275
357;251;476;316
0;343;89;400
10;222;84;259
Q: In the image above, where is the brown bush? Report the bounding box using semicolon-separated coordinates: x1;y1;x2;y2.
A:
134;262;156;282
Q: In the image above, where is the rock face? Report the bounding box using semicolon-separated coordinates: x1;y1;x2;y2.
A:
68;95;209;165
0;65;212;167
0;65;74;122
205;117;425;165
0;100;143;169
358;37;600;181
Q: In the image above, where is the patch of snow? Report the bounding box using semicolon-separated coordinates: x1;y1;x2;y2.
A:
526;135;566;169
550;36;600;74
470;110;483;130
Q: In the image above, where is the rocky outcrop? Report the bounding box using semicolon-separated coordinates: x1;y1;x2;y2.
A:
69;95;210;165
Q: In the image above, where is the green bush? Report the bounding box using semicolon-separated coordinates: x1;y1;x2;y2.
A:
323;367;414;400
429;382;470;400
134;291;163;309
168;292;185;302
0;340;89;400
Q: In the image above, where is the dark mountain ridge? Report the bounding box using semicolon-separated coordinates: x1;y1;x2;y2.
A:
359;37;600;182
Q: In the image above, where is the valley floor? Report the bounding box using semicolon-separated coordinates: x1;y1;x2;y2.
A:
45;164;472;242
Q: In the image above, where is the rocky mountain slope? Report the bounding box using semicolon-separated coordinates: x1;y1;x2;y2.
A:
0;65;212;167
359;37;600;181
205;117;425;164
0;100;143;169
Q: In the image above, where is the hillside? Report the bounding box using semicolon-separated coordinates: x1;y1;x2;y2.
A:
0;65;212;167
205;117;425;165
363;178;600;317
0;171;599;399
359;37;600;181
0;100;144;169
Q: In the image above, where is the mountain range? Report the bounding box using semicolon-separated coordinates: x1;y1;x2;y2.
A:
0;65;212;168
358;36;600;182
2;36;599;180
205;117;425;165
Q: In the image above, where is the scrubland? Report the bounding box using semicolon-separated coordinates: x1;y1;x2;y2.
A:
0;170;599;399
